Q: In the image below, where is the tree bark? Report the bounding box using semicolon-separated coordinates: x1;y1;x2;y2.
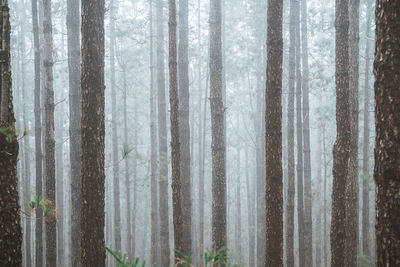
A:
265;0;283;265
374;1;400;265
80;0;105;265
43;0;57;265
331;0;350;265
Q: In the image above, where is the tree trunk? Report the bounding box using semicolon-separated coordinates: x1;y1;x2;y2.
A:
322;124;328;267
132;102;138;259
156;0;170;264
316;125;323;267
345;0;359;266
0;3;22;266
286;0;295;265
235;122;242;257
178;0;192;258
361;0;372;258
374;1;400;265
209;0;227;256
245;147;255;267
169;0;184;263
265;0;283;265
80;0;105;265
331;0;350;265
43;0;57;264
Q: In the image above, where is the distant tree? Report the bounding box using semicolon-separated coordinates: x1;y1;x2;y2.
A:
374;0;400;265
80;0;106;265
0;1;22;265
265;0;283;266
43;0;57;265
331;0;350;266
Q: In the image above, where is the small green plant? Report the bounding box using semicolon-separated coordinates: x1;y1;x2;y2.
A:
106;247;146;267
174;249;193;267
0;124;17;143
21;196;57;219
357;250;372;267
204;247;237;267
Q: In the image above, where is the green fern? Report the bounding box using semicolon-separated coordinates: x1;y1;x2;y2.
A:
106;247;146;267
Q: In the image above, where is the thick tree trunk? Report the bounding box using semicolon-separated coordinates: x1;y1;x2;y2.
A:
286;0;295;265
331;0;350;266
209;0;226;256
178;0;192;258
43;0;57;265
66;0;81;265
80;0;105;265
345;0;359;266
361;0;372;258
374;1;400;265
169;0;184;263
265;0;283;265
156;0;170;265
0;4;22;266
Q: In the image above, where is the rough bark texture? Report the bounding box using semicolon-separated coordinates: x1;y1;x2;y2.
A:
345;0;359;266
300;1;313;265
286;0;295;265
265;0;283;265
109;0;122;252
374;1;400;266
43;0;57;265
209;0;227;256
169;0;184;263
0;1;22;265
31;0;43;265
80;0;105;265
361;0;372;258
178;0;192;257
331;0;350;266
66;0;81;265
156;0;170;264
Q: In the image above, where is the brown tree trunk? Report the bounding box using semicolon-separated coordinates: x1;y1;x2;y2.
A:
43;0;57;265
286;0;295;265
178;0;192;258
345;0;359;266
209;0;227;257
361;0;372;258
265;0;283;265
156;0;170;264
80;0;105;265
169;0;184;263
0;3;22;266
374;1;400;265
331;0;350;265
66;0;81;265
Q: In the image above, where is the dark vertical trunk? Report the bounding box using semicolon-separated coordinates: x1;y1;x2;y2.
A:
245;147;255;267
345;0;359;266
361;0;372;259
286;0;295;265
66;0;81;264
331;0;350;265
43;0;56;264
374;0;400;265
265;0;283;265
156;0;170;264
300;1;313;265
31;0;43;265
0;3;22;266
209;0;226;256
169;0;184;263
109;0;121;252
80;0;105;265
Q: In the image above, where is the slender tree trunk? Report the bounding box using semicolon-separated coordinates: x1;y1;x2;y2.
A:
235;117;242;256
286;0;296;265
322;124;328;267
245;147;255;267
361;0;372;258
156;0;170;264
169;0;184;263
316;125;323;267
300;1;313;265
43;0;57;264
56;88;64;267
132;103;138;259
331;0;350;265
0;3;22;265
66;0;81;265
345;0;360;266
265;0;283;265
374;1;400;265
109;0;122;252
80;0;105;265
